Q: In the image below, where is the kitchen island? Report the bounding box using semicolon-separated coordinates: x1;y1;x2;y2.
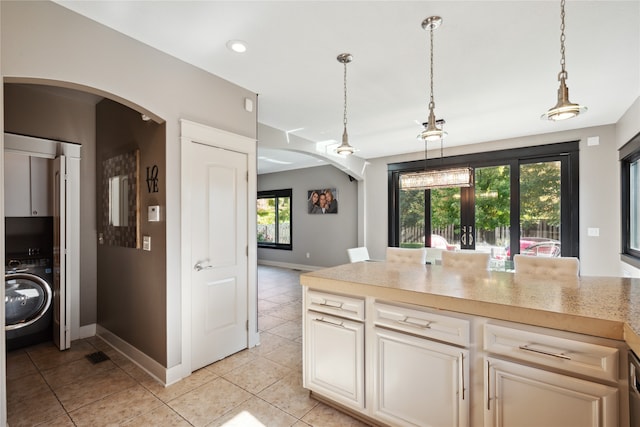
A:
300;262;639;427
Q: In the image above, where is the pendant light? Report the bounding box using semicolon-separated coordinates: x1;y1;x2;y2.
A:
541;0;587;121
401;119;473;190
420;16;447;142
336;53;356;155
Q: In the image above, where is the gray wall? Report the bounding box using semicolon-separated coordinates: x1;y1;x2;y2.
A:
258;165;358;267
4;83;98;326
96;98;167;365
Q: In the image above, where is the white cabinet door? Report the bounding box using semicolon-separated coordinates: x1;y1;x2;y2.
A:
30;156;52;216
4;153;52;216
4;152;31;216
305;311;365;411
373;327;469;427
485;357;618;427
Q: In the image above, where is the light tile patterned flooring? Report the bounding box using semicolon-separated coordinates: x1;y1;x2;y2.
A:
6;265;369;426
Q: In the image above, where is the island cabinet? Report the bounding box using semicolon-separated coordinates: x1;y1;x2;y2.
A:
302;286;629;427
371;302;470;427
303;289;366;412
483;323;622;427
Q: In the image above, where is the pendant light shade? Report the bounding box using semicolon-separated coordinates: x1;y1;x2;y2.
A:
400;167;474;190
542;0;587;121
336;53;355;155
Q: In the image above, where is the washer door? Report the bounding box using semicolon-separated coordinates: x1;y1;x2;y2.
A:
5;273;52;330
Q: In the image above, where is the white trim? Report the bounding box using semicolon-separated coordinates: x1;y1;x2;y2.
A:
180;119;259;377
257;259;323;272
96;325;173;386
77;324;96;340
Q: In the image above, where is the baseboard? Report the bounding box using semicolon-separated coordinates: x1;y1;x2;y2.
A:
77;324;96;340
95;325;178;386
257;259;322;271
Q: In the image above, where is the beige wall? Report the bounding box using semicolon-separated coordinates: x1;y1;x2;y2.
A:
1;1;257;369
96;98;167;365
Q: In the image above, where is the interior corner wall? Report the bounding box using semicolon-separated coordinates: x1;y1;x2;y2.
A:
3;83;97;326
258;165;358;268
96;98;167;365
2;1;257;368
364;124;623;277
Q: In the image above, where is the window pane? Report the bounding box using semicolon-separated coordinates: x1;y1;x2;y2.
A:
475;165;510;269
278;196;291;244
631;160;640;251
519;161;561;257
399;189;425;247
257;197;276;244
431;187;460;250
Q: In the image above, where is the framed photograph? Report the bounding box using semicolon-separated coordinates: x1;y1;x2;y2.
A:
307;188;338;214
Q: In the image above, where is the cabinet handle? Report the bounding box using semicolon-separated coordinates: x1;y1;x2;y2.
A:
519;344;571;360
460;352;465;401
315;317;345;328
486;360;491;411
319;299;344;309
396;317;432;329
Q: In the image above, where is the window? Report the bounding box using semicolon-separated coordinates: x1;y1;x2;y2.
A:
620;132;640;267
257;189;292;250
389;142;579;270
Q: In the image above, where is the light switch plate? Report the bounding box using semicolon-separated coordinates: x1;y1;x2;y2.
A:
148;205;161;222
587;227;600;237
143;235;151;251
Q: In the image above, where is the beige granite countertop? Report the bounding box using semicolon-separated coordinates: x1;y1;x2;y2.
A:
300;262;640;355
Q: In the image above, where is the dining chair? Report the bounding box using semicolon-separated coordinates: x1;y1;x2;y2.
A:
386;247;427;265
441;250;490;270
347;247;370;263
514;254;579;277
425;247;444;265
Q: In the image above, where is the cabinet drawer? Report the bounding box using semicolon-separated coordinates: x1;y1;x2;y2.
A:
373;301;470;347
484;323;619;382
306;289;365;321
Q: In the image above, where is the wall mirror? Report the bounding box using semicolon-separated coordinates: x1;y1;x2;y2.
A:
101;148;140;248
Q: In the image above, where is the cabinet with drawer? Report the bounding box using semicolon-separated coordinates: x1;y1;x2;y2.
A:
483;322;625;427
303;289;366;412
372;301;470;427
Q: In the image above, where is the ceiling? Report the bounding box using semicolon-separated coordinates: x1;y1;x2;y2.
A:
54;1;640;174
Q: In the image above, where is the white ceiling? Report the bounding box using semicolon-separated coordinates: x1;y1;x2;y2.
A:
55;1;640;174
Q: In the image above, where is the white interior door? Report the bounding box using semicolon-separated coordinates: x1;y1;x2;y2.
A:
190;142;248;371
53;155;70;350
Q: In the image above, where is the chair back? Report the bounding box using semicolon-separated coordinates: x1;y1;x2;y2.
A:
441;250;490;270
425;247;444;265
347;247;370;263
514;254;579;277
386;247;427;265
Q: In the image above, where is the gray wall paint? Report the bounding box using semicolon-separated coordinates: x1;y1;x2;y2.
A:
96;98;167;365
2;1;257;368
4;83;98;326
258;165;358;267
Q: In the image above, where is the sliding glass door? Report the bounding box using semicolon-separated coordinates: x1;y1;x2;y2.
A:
389;141;579;269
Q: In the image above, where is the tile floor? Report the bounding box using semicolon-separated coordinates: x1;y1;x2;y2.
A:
5;265;369;427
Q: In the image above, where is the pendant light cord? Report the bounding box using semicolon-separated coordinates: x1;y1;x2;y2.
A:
343;60;348;131
429;23;435;111
559;0;567;79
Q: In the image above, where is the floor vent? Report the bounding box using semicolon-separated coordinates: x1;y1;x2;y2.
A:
85;351;110;364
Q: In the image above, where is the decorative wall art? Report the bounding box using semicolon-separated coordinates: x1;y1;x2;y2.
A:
307;188;338;214
101;148;140;248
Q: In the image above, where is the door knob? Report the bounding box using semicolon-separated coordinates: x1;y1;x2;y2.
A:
194;261;213;271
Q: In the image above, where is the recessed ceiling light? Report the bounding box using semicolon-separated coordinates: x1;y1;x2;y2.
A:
226;40;247;53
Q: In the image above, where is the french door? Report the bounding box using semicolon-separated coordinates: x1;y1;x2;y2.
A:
390;142;579;269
